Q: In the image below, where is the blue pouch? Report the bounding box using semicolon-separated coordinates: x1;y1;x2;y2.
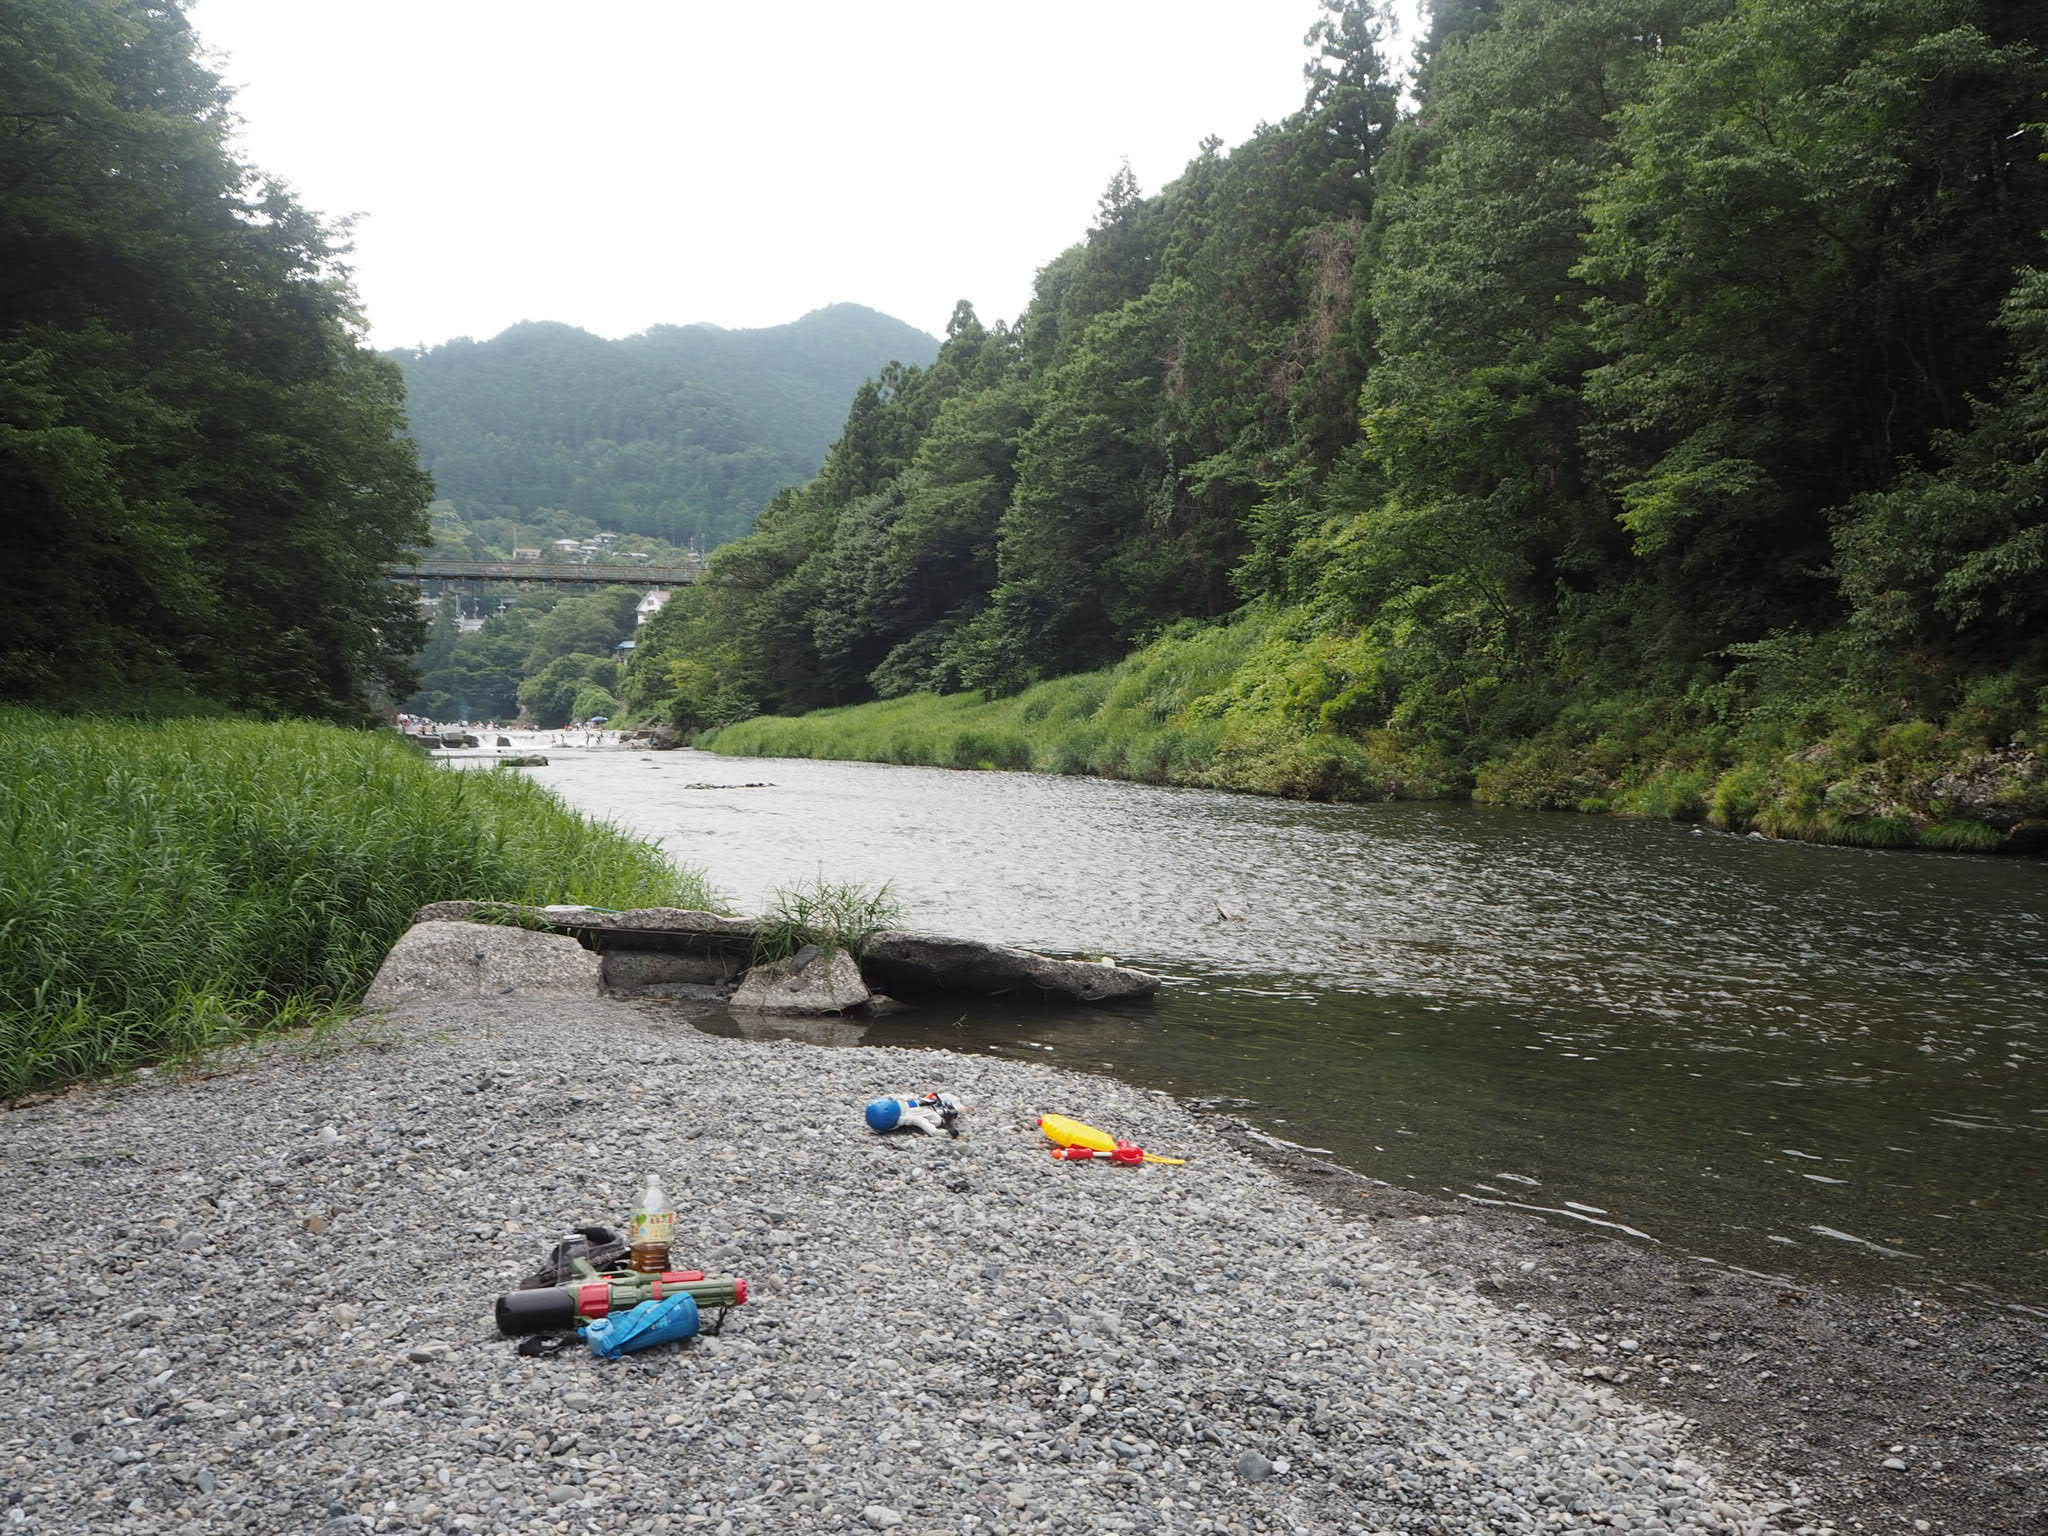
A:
583;1292;701;1359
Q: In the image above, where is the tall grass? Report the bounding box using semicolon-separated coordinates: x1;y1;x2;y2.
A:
752;878;904;963
703;614;1465;804
1;711;717;1095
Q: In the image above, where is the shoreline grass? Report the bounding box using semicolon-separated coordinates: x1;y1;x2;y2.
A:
1;711;718;1096
702;613;1464;803
698;616;2041;856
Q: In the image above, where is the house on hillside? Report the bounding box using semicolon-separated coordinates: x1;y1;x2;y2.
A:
636;590;672;627
512;547;542;562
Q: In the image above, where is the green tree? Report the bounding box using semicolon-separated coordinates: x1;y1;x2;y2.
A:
1578;0;2048;661
0;0;431;717
518;653;619;728
1333;0;1713;726
570;683;620;723
1837;262;2048;663
522;586;639;673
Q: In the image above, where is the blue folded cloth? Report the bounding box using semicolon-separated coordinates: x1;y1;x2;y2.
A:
584;1292;701;1358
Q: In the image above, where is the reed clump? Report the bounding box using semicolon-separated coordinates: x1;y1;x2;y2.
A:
752;878;904;964
1;711;716;1096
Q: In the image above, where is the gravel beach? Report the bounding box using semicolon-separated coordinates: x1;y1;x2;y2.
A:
0;996;1953;1535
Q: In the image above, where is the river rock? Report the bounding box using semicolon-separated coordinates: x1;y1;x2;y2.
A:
361;920;601;1010
729;945;870;1014
600;949;741;992
389;905;1154;1006
859;932;1160;1001
562;906;760;956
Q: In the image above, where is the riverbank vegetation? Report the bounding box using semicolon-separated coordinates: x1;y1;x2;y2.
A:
404;584;646;726
634;0;2048;851
0;713;715;1097
707;606;2047;850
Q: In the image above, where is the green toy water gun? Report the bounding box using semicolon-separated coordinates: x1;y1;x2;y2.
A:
494;1258;748;1337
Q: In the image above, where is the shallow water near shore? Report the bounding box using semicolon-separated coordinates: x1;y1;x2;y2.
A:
483;739;2048;1309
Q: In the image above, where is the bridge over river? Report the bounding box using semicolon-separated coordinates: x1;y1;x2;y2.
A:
390;557;703;589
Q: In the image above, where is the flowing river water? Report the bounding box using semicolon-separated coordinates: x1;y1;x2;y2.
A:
481;739;2048;1312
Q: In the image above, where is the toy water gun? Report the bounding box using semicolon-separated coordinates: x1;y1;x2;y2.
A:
1039;1112;1186;1166
866;1092;964;1137
494;1256;748;1337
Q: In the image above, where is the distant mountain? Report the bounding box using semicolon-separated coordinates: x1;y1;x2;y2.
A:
389;304;940;551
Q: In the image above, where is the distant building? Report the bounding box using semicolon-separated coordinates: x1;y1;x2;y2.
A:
636;590;672;627
511;547;542;562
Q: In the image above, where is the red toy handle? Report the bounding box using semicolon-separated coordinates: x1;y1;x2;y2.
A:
1051;1143;1147;1164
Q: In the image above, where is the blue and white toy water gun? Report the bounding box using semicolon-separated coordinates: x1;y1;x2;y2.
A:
864;1092;965;1138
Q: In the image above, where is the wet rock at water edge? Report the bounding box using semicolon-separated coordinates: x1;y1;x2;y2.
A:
391;903;1156;1006
729;945;871;1014
859;931;1161;1002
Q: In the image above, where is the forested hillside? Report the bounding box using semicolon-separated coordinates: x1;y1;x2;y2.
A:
389;306;940;553
635;0;2048;849
0;0;431;719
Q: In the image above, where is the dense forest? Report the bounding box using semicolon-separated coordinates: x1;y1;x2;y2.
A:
404;584;650;726
634;0;2048;847
0;0;431;720
389;307;940;554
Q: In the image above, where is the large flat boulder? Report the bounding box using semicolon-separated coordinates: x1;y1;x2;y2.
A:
556;907;759;955
363;920;601;1010
859;933;1160;1002
408;903;759;955
391;904;1156;1007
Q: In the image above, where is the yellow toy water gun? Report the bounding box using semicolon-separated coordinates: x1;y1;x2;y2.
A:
1039;1113;1187;1166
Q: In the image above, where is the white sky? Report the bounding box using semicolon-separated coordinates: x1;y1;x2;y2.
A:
184;0;1420;350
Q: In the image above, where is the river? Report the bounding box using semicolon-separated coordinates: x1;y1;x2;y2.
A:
480;739;2048;1311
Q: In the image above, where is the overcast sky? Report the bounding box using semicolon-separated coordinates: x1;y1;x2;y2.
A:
183;0;1420;350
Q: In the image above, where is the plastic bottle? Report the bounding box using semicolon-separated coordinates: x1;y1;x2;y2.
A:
628;1172;674;1274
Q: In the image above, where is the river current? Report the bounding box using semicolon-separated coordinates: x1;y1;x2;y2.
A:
476;740;2048;1310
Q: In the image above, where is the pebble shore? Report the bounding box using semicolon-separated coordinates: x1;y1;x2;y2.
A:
0;997;1804;1534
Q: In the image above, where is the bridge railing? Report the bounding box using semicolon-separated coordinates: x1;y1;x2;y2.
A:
391;558;701;585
